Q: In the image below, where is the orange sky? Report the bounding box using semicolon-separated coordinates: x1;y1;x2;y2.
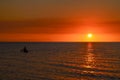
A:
0;0;120;42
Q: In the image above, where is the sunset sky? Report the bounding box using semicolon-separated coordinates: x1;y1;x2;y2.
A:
0;0;120;42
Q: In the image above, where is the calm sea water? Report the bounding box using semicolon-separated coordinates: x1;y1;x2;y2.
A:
0;42;120;80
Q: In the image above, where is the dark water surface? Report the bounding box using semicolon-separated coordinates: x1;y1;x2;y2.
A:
0;42;120;80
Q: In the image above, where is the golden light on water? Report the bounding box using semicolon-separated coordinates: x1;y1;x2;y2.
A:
84;43;95;69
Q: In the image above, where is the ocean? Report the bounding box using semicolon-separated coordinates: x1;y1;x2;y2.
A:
0;42;120;80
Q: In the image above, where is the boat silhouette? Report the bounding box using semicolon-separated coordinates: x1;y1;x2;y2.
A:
20;46;28;53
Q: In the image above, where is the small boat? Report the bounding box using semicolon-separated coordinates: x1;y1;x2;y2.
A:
20;46;28;53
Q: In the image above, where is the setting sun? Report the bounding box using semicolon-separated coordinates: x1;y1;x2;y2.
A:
88;33;93;38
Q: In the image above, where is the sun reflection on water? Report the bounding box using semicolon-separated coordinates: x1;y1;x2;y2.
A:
83;43;96;73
